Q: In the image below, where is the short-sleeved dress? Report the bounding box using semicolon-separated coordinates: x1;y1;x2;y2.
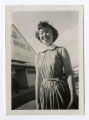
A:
35;45;72;109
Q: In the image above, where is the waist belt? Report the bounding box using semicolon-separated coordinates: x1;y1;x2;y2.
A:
43;78;66;83
43;78;59;82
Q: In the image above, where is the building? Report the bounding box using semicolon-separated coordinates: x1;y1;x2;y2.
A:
11;24;36;109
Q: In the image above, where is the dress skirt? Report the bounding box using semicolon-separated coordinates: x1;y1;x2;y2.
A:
40;78;71;109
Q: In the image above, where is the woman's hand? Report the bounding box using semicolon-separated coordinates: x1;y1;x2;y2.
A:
36;100;41;109
67;94;74;109
67;75;75;109
36;102;39;109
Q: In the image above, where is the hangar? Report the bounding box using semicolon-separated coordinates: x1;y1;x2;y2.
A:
11;24;36;109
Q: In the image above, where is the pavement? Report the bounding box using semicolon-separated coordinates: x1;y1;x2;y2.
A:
15;100;36;110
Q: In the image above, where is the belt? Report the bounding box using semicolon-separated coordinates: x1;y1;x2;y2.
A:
43;78;59;81
43;78;65;83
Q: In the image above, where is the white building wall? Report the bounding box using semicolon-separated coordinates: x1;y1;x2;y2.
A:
11;24;36;65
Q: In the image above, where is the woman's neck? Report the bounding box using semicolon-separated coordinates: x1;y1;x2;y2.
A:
45;44;56;49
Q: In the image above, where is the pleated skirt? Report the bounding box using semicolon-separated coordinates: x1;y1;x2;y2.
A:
40;79;70;109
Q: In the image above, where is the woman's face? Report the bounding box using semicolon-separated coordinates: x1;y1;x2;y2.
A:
39;27;53;46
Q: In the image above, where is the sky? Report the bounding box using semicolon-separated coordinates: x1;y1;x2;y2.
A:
12;11;79;67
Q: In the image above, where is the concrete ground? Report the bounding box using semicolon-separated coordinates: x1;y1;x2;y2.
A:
15;100;36;110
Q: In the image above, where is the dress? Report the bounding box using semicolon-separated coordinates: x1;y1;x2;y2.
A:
35;45;72;109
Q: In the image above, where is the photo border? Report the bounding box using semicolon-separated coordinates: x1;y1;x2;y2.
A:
5;5;84;115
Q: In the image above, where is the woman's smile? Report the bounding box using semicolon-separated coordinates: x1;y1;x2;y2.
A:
42;36;49;41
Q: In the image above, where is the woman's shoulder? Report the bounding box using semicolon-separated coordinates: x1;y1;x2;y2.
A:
56;46;66;54
35;52;41;59
56;46;66;50
35;52;41;64
56;46;69;58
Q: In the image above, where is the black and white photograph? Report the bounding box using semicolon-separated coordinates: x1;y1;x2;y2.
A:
5;5;84;115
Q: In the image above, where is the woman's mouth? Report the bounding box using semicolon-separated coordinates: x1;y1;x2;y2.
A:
43;37;49;40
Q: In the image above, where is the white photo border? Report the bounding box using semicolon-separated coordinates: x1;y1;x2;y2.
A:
5;5;84;115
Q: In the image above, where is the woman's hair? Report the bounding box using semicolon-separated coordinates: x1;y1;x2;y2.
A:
35;21;58;42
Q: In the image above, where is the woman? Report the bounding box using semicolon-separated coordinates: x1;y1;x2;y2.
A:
35;21;75;109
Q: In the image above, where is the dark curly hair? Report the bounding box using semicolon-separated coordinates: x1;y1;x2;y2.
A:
35;21;58;42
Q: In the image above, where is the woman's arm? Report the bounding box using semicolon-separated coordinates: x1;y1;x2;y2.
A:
62;48;75;109
67;75;75;109
35;68;40;109
35;54;41;109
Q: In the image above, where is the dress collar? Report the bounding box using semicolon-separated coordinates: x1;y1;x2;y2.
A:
42;44;57;53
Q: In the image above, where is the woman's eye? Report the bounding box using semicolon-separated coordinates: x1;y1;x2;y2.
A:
40;31;50;35
46;32;50;35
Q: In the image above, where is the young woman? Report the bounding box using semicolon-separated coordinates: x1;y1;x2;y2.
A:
35;21;75;109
